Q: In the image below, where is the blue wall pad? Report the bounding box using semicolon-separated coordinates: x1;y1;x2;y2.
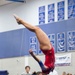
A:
0;18;75;58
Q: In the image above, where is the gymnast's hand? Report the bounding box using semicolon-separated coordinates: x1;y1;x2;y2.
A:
13;14;22;24
29;49;33;54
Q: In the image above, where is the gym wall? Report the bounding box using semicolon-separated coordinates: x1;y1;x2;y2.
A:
0;0;75;75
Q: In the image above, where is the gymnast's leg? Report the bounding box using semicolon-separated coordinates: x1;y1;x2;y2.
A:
14;14;52;51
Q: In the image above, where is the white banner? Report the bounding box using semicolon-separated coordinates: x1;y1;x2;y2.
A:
55;53;71;66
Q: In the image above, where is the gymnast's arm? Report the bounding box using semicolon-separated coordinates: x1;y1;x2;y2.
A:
29;49;40;62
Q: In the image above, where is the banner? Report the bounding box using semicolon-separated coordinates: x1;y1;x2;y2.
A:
48;34;55;50
57;1;64;21
67;30;75;51
39;6;45;25
29;36;37;54
48;4;55;23
68;0;75;19
55;53;71;66
57;32;66;52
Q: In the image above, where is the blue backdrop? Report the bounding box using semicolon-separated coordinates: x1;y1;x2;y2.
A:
0;18;75;58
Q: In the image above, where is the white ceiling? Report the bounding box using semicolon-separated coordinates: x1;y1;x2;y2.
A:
0;0;13;6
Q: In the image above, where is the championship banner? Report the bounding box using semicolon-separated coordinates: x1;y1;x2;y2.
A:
39;6;45;25
68;0;75;19
57;1;64;21
48;34;55;50
48;4;55;23
57;32;65;52
29;36;37;54
67;30;75;51
55;53;71;66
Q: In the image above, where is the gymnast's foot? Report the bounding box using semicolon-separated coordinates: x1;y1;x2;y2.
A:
13;14;22;24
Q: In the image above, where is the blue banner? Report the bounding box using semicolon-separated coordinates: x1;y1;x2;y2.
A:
57;32;65;52
57;1;64;21
68;0;75;19
48;34;55;50
29;36;37;54
48;4;55;23
67;31;75;51
39;6;45;25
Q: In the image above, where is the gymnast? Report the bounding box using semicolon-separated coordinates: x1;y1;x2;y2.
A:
14;14;55;74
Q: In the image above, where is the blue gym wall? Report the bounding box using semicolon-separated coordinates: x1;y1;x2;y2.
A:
0;18;75;58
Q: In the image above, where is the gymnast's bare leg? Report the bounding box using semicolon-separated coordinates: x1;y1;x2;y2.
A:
13;14;52;51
